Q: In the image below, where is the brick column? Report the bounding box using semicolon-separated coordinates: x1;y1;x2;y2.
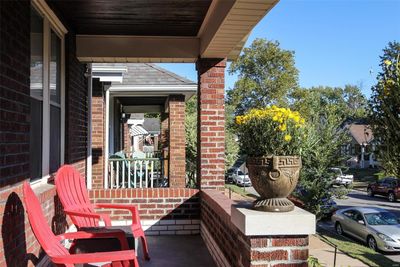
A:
91;79;104;189
168;95;186;188
123;122;130;153
160;112;169;178
196;59;226;190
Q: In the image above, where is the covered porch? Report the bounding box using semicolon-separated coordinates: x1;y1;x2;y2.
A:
0;0;315;266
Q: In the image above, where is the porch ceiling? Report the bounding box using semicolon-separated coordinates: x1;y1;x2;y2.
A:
46;0;279;63
46;0;211;36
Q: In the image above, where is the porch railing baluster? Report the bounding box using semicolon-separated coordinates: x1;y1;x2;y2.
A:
128;160;131;188
134;160;137;188
122;161;126;188
107;157;165;189
110;162;114;189
139;160;143;188
116;161;119;189
145;160;149;188
150;160;154;188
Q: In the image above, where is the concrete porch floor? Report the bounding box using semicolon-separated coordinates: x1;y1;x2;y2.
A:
136;235;216;267
65;234;216;267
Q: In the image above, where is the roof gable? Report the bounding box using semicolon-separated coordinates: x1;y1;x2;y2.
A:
93;63;195;86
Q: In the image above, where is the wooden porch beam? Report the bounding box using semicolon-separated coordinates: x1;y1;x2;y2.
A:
76;35;200;63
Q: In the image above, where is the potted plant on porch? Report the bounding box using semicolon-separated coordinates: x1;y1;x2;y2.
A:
235;106;306;212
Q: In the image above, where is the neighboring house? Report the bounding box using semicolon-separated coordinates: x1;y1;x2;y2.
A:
1;1;313;267
342;122;379;168
91;63;196;186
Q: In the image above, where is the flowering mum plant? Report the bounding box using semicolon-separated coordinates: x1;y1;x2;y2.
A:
235;106;306;156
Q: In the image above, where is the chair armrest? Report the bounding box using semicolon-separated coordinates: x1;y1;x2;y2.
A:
95;204;140;225
57;230;130;250
95;203;137;211
51;250;137;264
64;209;112;226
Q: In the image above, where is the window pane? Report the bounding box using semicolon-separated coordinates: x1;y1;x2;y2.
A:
50;105;61;173
30;7;43;180
30;8;43;98
50;31;61;104
30;98;43;179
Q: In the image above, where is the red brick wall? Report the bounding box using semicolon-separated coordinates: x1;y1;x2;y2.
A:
168;95;186;187
0;0;30;189
91;78;104;189
0;183;69;267
89;188;199;221
0;1;84;265
200;190;309;267
64;32;88;176
196;59;226;190
123;122;130;152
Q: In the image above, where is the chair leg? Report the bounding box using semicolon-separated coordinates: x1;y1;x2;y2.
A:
140;235;150;261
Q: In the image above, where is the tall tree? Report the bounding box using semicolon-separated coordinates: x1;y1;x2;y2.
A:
227;38;299;114
369;41;400;177
290;85;367;121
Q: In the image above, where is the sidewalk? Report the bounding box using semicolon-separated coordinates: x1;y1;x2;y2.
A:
309;234;367;267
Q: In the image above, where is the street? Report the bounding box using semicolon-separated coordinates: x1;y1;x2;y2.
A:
243;186;400;262
320;189;400;263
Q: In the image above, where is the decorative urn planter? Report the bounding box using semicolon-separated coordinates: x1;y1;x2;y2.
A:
247;155;301;212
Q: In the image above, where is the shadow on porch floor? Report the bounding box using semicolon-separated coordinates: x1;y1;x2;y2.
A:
137;235;216;267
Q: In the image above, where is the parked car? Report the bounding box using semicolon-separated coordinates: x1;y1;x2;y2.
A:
332;207;400;252
225;168;235;183
328;167;353;187
232;170;252;187
367;177;400;202
290;186;338;218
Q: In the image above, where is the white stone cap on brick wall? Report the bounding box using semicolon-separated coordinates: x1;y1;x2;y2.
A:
231;205;316;236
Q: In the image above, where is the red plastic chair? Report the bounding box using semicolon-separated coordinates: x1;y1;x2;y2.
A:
55;165;150;260
22;182;139;267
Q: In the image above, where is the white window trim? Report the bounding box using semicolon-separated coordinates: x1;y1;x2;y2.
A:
31;1;67;186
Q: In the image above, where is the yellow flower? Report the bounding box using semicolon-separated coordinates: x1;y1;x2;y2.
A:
272;115;279;121
284;134;292;142
279;124;287;131
384;60;392;66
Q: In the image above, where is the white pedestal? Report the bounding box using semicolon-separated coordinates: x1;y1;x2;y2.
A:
231;205;316;236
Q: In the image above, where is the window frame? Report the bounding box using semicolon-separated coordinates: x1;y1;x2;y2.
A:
31;0;67;185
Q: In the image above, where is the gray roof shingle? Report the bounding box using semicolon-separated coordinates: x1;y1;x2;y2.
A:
93;63;196;86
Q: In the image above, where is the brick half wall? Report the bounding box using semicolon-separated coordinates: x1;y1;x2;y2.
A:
89;188;200;235
200;190;309;267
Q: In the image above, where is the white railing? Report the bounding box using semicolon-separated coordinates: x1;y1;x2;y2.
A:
107;158;167;189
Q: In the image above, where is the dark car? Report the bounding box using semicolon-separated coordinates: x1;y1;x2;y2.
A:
367;177;400;202
225;168;235;183
290;186;338;218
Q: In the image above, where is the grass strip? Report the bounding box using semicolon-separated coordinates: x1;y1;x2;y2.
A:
317;227;398;267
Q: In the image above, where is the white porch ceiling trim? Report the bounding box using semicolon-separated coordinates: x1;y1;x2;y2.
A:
108;85;197;92
75;0;279;63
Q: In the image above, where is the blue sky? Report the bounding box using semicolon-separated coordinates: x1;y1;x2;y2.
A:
159;0;400;97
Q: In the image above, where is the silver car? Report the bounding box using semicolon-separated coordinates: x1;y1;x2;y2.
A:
332;207;400;252
232;170;252;187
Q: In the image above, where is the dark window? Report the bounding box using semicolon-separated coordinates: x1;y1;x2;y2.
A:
30;7;43;180
49;30;61;173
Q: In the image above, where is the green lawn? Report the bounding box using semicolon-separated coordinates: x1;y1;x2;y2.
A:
224;184;258;199
317;228;399;267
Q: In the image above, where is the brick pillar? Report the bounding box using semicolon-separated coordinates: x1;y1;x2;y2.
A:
160;112;169;179
196;59;226;190
168;95;186;188
123;122;130;153
91;79;104;189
